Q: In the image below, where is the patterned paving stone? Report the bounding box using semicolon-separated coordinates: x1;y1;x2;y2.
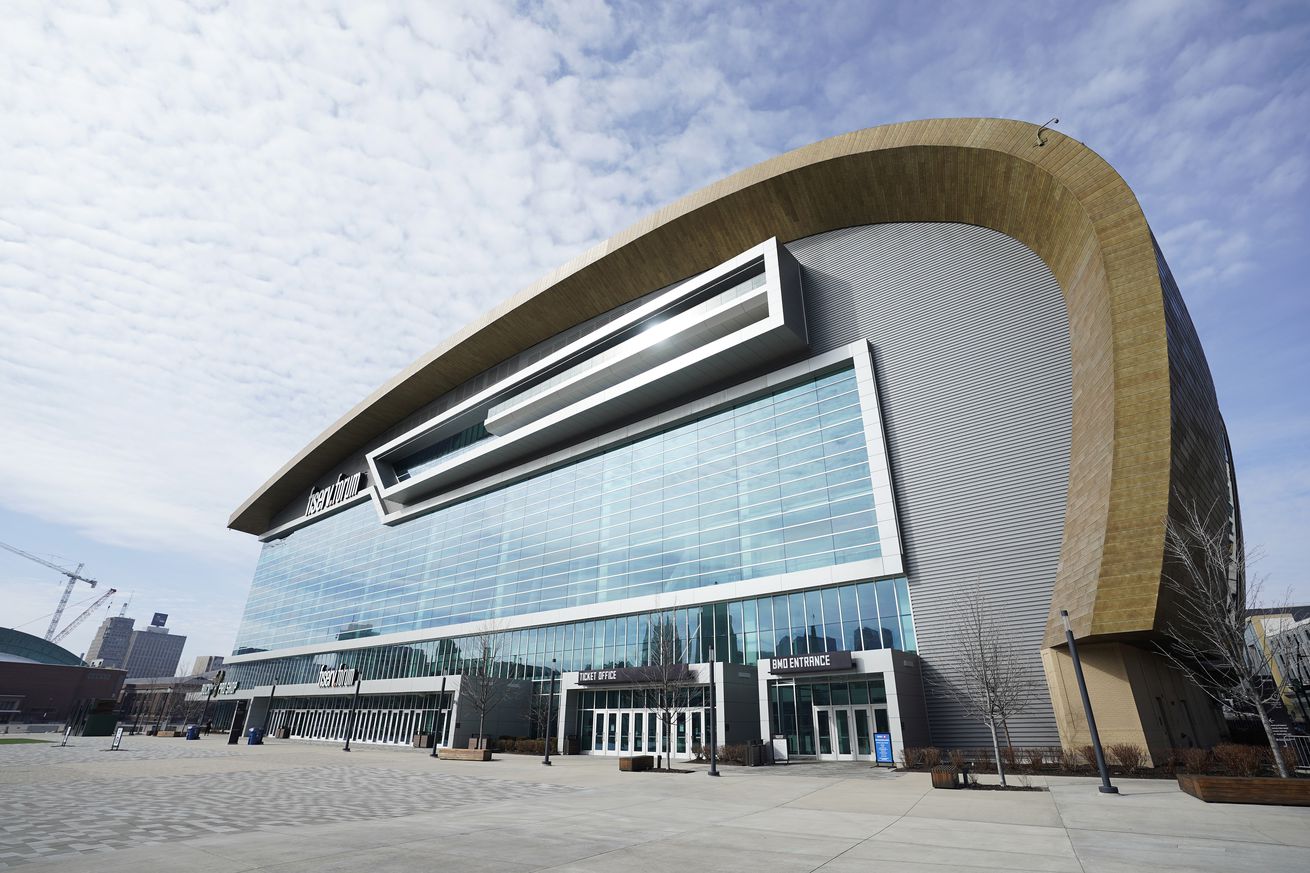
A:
0;753;577;869
0;739;246;765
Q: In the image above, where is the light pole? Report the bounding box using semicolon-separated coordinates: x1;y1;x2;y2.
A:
260;675;279;739
707;646;719;777
542;658;556;766
342;669;362;752
1061;610;1117;794
200;669;224;734
430;675;447;758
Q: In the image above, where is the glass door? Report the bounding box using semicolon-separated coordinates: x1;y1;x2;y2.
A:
813;705;878;761
852;708;873;758
584;707;710;759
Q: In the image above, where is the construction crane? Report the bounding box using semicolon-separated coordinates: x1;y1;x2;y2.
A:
52;588;117;644
0;540;100;641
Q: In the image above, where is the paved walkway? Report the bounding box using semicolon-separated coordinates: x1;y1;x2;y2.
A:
2;736;1307;871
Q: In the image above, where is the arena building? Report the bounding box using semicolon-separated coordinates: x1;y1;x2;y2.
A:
220;118;1238;764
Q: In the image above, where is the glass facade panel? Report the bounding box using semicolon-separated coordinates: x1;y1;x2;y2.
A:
236;366;880;653
225;577;915;694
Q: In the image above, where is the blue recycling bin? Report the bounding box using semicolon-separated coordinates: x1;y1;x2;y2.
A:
247;727;264;745
185;724;200;740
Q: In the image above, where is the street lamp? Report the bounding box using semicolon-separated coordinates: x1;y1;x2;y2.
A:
342;669;362;752
260;674;279;739
1061;610;1117;794
430;675;447;758
542;658;556;766
707;646;719;777
200;669;224;734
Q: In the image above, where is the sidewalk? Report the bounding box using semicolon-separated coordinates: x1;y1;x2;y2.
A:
2;736;1306;872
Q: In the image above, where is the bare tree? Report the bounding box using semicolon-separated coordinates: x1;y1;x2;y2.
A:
1158;503;1291;778
461;622;510;750
630;612;696;770
527;688;555;740
935;586;1035;787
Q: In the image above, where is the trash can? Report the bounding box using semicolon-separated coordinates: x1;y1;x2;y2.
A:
185;724;200;741
276;726;291;740
564;734;580;755
771;734;789;764
746;739;766;766
247;727;264;745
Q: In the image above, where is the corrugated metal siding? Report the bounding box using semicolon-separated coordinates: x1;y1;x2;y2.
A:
787;223;1072;749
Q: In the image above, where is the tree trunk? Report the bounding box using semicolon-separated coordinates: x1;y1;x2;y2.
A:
988;718;1007;787
1254;698;1291;778
664;719;672;770
477;712;486;751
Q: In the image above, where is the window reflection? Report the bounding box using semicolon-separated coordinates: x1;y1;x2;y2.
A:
236;366;880;652
226;575;916;692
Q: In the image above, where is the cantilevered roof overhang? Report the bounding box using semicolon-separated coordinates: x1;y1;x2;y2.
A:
229;117;1173;643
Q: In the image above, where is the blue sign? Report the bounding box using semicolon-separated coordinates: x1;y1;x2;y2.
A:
873;732;893;763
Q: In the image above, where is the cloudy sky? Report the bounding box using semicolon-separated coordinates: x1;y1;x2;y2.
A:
2;0;1307;669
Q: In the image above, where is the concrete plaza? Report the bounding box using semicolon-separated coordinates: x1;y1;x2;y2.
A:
2;737;1306;872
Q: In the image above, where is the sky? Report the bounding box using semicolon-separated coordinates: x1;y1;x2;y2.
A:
1;0;1307;670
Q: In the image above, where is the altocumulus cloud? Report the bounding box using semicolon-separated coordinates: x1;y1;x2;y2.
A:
1;0;1307;611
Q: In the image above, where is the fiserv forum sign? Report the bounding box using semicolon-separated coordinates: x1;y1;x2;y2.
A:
769;651;854;674
318;666;358;688
305;472;365;517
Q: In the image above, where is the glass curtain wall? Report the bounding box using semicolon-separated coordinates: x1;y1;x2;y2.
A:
236;365;880;652
226;576;914;689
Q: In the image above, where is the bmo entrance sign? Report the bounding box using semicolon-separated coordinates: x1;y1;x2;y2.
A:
769;651;854;674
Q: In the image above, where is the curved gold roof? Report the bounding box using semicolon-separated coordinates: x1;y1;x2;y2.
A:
230;117;1171;640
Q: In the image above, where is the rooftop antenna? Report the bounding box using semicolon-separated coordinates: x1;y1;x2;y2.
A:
1037;117;1059;147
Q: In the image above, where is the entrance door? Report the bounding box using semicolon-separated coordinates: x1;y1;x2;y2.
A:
586;708;708;759
813;705;884;761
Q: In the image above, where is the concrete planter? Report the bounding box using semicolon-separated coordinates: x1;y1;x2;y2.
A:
1177;774;1310;806
619;755;654;772
439;748;492;761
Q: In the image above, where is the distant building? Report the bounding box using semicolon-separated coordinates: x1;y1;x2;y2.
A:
123;625;187;679
85;615;135;669
1249;606;1310;724
120;674;207;729
0;627;125;725
191;655;225;676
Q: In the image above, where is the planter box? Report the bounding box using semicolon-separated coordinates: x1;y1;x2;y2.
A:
1178;774;1310;806
619;755;654;772
931;767;959;789
156;730;180;738
439;748;492;761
